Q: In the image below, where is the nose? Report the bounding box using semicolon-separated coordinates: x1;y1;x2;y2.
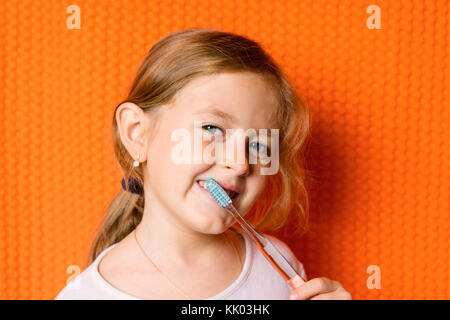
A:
217;132;250;177
222;160;250;177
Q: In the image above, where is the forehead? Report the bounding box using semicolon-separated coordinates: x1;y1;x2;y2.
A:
171;72;280;129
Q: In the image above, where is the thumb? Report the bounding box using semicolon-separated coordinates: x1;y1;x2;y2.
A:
288;274;305;289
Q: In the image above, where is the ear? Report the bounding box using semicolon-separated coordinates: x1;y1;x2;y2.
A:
115;102;151;163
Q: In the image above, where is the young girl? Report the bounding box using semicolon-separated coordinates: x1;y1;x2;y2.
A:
55;28;351;300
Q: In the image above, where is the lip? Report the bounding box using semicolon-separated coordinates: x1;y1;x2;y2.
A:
196;179;240;201
197;179;241;194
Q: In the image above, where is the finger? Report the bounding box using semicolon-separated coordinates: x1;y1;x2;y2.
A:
292;277;341;300
288;274;306;289
310;289;353;300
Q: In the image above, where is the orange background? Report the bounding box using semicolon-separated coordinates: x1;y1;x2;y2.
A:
0;0;448;300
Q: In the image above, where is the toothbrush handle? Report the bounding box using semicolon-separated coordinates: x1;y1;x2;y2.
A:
225;205;267;246
225;205;306;289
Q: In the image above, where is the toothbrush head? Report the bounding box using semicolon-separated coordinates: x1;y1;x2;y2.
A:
205;178;232;208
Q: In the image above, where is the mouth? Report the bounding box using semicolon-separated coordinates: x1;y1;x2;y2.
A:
197;180;239;200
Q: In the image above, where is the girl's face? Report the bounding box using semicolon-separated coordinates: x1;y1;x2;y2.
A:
144;72;280;234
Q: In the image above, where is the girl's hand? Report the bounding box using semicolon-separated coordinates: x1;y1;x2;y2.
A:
288;275;352;300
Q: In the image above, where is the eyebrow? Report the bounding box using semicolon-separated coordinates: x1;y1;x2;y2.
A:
193;107;237;122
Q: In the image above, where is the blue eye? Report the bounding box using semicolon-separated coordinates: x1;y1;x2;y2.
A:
202;124;224;136
250;141;269;154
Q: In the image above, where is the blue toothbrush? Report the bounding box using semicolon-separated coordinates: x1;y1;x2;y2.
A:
204;178;306;288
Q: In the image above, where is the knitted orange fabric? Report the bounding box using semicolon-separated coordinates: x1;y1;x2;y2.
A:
0;0;448;299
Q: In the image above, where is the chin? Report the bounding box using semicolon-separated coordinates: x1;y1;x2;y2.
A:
187;210;234;235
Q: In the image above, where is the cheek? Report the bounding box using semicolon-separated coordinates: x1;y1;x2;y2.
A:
145;133;186;197
147;137;207;200
240;175;268;209
249;174;268;194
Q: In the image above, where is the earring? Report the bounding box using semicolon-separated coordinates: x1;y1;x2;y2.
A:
133;154;140;167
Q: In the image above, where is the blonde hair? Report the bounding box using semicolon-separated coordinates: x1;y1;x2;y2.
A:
88;28;313;264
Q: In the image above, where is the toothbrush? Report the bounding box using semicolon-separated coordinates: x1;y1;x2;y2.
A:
204;178;306;290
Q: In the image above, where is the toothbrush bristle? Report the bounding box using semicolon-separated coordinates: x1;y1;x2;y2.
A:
205;178;232;208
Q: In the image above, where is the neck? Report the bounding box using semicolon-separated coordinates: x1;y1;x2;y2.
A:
134;193;233;267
